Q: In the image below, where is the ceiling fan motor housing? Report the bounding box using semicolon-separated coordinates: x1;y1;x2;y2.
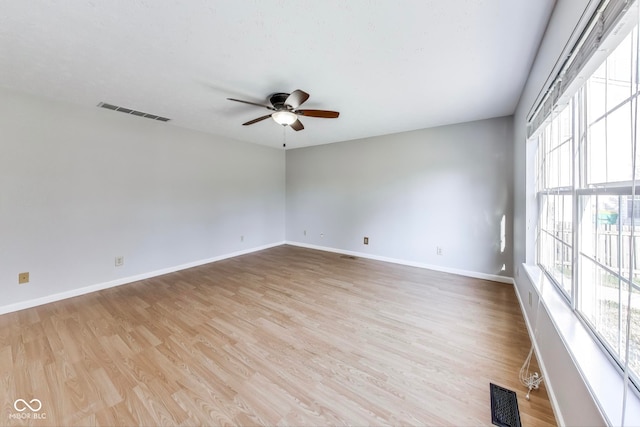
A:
269;93;291;110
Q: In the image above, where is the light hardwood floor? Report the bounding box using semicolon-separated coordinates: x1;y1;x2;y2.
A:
0;245;556;426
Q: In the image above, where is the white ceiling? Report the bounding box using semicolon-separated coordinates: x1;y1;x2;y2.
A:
0;1;555;149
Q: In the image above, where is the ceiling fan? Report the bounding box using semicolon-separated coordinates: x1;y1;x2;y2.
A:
227;89;339;131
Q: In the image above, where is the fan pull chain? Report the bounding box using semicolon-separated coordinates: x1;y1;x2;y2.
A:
282;124;287;149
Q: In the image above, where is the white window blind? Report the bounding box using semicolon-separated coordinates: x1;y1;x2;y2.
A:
528;0;636;138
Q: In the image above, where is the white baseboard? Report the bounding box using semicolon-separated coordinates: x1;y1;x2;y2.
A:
0;241;285;316
285;241;514;284
512;274;565;427
1;239;513;315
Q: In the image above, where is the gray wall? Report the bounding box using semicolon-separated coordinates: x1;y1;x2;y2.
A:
286;116;514;279
0;87;285;312
513;0;606;425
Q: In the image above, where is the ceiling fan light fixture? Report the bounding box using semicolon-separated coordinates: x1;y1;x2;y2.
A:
272;110;298;125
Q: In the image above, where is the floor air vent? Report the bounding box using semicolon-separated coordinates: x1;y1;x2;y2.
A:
97;102;170;122
490;383;521;427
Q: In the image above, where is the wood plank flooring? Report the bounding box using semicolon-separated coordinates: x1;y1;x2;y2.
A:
0;245;556;426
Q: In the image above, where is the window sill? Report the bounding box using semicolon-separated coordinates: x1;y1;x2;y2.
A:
522;264;640;426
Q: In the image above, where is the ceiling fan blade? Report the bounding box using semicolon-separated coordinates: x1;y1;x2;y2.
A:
290;119;304;131
242;114;272;126
296;109;340;118
285;90;310;109
227;98;275;110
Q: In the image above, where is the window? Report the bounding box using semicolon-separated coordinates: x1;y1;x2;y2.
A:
537;102;574;297
535;25;640;385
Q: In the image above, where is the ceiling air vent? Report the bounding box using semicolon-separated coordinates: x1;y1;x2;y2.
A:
97;102;170;122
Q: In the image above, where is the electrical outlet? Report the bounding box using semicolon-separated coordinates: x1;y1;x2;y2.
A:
241;235;244;242
18;272;29;284
528;291;532;306
364;237;369;245
436;246;443;256
115;256;124;267
320;233;324;238
303;230;307;236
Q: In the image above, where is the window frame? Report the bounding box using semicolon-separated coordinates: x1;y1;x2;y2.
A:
534;24;640;392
